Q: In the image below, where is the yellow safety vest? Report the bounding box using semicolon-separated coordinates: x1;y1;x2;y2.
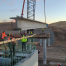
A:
31;32;33;34
22;35;27;42
42;28;45;30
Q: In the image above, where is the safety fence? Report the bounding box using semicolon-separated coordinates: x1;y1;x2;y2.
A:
0;34;37;66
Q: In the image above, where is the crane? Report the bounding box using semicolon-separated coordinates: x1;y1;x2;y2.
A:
21;0;46;23
21;0;25;17
27;0;36;20
21;0;36;20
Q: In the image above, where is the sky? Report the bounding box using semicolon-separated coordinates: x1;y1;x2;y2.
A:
0;0;66;24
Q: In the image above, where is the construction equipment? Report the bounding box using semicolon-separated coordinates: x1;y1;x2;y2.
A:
27;0;36;20
21;0;46;22
21;0;25;17
21;0;36;20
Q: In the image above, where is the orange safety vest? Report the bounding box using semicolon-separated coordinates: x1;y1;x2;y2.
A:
1;34;4;39
8;37;16;43
2;32;7;37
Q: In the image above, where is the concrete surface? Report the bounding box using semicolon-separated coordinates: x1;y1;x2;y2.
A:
17;19;47;30
15;50;38;66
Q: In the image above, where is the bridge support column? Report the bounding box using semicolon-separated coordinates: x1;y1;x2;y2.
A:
48;38;50;46
40;39;42;46
43;39;46;64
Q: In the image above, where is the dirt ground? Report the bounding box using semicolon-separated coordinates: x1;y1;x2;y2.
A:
36;37;66;66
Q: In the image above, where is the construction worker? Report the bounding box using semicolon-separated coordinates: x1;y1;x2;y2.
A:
42;28;45;32
21;31;27;51
0;31;7;41
30;31;33;42
0;33;5;41
57;63;61;66
31;31;33;35
8;35;16;58
9;33;10;36
20;29;23;36
2;31;7;38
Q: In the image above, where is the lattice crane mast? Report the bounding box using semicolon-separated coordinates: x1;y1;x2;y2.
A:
21;0;46;23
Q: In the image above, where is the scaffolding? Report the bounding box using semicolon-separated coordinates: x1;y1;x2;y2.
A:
0;34;36;66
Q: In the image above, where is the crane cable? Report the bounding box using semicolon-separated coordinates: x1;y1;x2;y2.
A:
44;0;46;23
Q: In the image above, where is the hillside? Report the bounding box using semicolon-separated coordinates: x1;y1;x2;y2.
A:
0;22;16;31
49;21;66;28
49;21;66;42
38;21;66;66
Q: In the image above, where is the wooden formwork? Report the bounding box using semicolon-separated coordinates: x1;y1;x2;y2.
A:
33;33;50;39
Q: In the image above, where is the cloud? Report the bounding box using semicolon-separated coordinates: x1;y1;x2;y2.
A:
0;0;6;2
0;21;2;22
10;0;17;6
10;2;14;6
9;9;15;12
9;9;19;12
3;20;8;22
9;9;26;13
1;20;15;22
0;0;6;6
0;0;16;6
0;0;6;3
10;10;15;12
5;2;14;6
0;10;6;12
10;20;16;22
0;20;15;23
2;0;6;2
13;9;19;11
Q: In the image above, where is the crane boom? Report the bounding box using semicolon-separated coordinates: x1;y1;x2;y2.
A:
21;0;25;17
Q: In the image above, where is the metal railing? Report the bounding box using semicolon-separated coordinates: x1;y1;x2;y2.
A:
0;34;36;66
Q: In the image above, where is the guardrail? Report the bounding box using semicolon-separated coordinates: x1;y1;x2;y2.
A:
0;34;37;66
0;34;36;44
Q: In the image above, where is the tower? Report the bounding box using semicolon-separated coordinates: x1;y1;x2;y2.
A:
27;0;36;20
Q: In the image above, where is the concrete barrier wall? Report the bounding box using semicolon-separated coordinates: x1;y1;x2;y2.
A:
20;51;38;66
15;50;38;66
